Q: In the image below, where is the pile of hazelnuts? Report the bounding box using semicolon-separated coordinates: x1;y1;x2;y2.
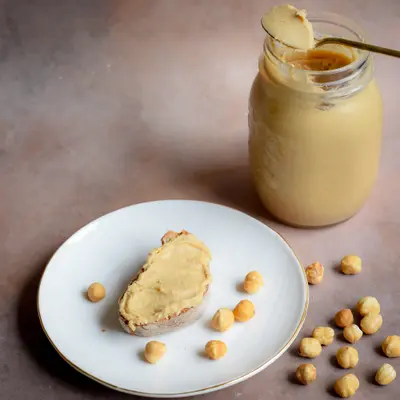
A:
296;255;399;398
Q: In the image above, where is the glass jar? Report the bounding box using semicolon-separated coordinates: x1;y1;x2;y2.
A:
248;12;383;228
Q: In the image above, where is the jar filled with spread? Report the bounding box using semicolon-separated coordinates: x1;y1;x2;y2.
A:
248;5;383;227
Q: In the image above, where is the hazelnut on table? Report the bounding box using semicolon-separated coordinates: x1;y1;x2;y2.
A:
87;282;106;302
334;309;354;328
360;313;383;334
336;346;359;369
343;324;363;344
243;271;264;294
375;363;396;385
356;296;380;316
312;326;334;346
211;308;234;332
340;255;362;275
299;338;322;358
382;335;400;358
305;262;324;285
233;300;255;322
205;340;227;360
144;341;166;364
334;374;359;398
296;363;317;385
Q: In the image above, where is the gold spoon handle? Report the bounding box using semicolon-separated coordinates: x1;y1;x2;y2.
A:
316;37;400;58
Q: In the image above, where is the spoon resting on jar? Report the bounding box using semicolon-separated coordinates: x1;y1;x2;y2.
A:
261;4;400;58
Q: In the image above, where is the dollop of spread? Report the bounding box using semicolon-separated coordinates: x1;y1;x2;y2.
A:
287;49;352;71
262;4;314;50
119;232;212;327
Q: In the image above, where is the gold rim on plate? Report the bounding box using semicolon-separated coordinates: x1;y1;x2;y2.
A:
36;200;309;398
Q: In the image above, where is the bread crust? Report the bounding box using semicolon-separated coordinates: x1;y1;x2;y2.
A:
118;230;209;337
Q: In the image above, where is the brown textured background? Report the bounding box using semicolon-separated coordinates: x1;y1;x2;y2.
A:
1;0;399;399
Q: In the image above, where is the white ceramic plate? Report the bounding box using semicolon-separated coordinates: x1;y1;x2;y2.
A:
38;200;308;397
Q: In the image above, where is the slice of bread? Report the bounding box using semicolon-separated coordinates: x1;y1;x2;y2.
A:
118;230;212;337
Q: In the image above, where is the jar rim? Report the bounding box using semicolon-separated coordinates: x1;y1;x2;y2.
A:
263;11;370;84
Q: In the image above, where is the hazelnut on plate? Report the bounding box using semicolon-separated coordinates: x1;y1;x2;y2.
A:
87;282;106;302
211;308;235;332
205;340;227;360
144;341;166;364
233;300;255;322
243;271;264;294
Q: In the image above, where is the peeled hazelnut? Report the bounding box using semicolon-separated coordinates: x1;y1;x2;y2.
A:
340;255;362;275
233;300;255;322
382;335;400;358
211;308;235;332
356;296;380;316
312;326;335;346
335;309;354;328
343;324;363;344
375;363;396;385
360;313;383;335
299;338;322;358
334;374;359;398
305;262;324;285
87;282;106;302
243;271;264;294
336;346;359;369
296;363;317;385
205;340;227;360
144;341;166;364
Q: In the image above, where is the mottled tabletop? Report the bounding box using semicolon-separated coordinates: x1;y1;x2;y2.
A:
1;0;400;399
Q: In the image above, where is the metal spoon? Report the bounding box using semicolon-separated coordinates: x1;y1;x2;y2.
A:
261;19;400;58
315;37;400;58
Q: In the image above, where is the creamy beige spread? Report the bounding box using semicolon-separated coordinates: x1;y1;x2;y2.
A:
249;5;383;227
287;49;352;71
119;233;212;328
261;4;314;49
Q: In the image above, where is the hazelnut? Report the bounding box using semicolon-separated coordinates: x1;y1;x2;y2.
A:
343;324;363;344
360;313;383;335
305;262;324;285
336;346;359;369
334;374;359;398
335;309;354;328
312;326;335;346
211;308;235;332
299;338;322;358
375;363;396;385
356;296;380;316
205;340;227;360
382;335;400;358
340;255;362;275
144;341;166;364
233;300;255;322
87;282;106;302
296;363;317;385
243;271;264;294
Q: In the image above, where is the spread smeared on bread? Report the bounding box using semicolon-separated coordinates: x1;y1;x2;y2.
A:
119;231;212;335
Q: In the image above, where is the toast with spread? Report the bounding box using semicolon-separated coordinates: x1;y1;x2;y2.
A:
118;230;212;337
